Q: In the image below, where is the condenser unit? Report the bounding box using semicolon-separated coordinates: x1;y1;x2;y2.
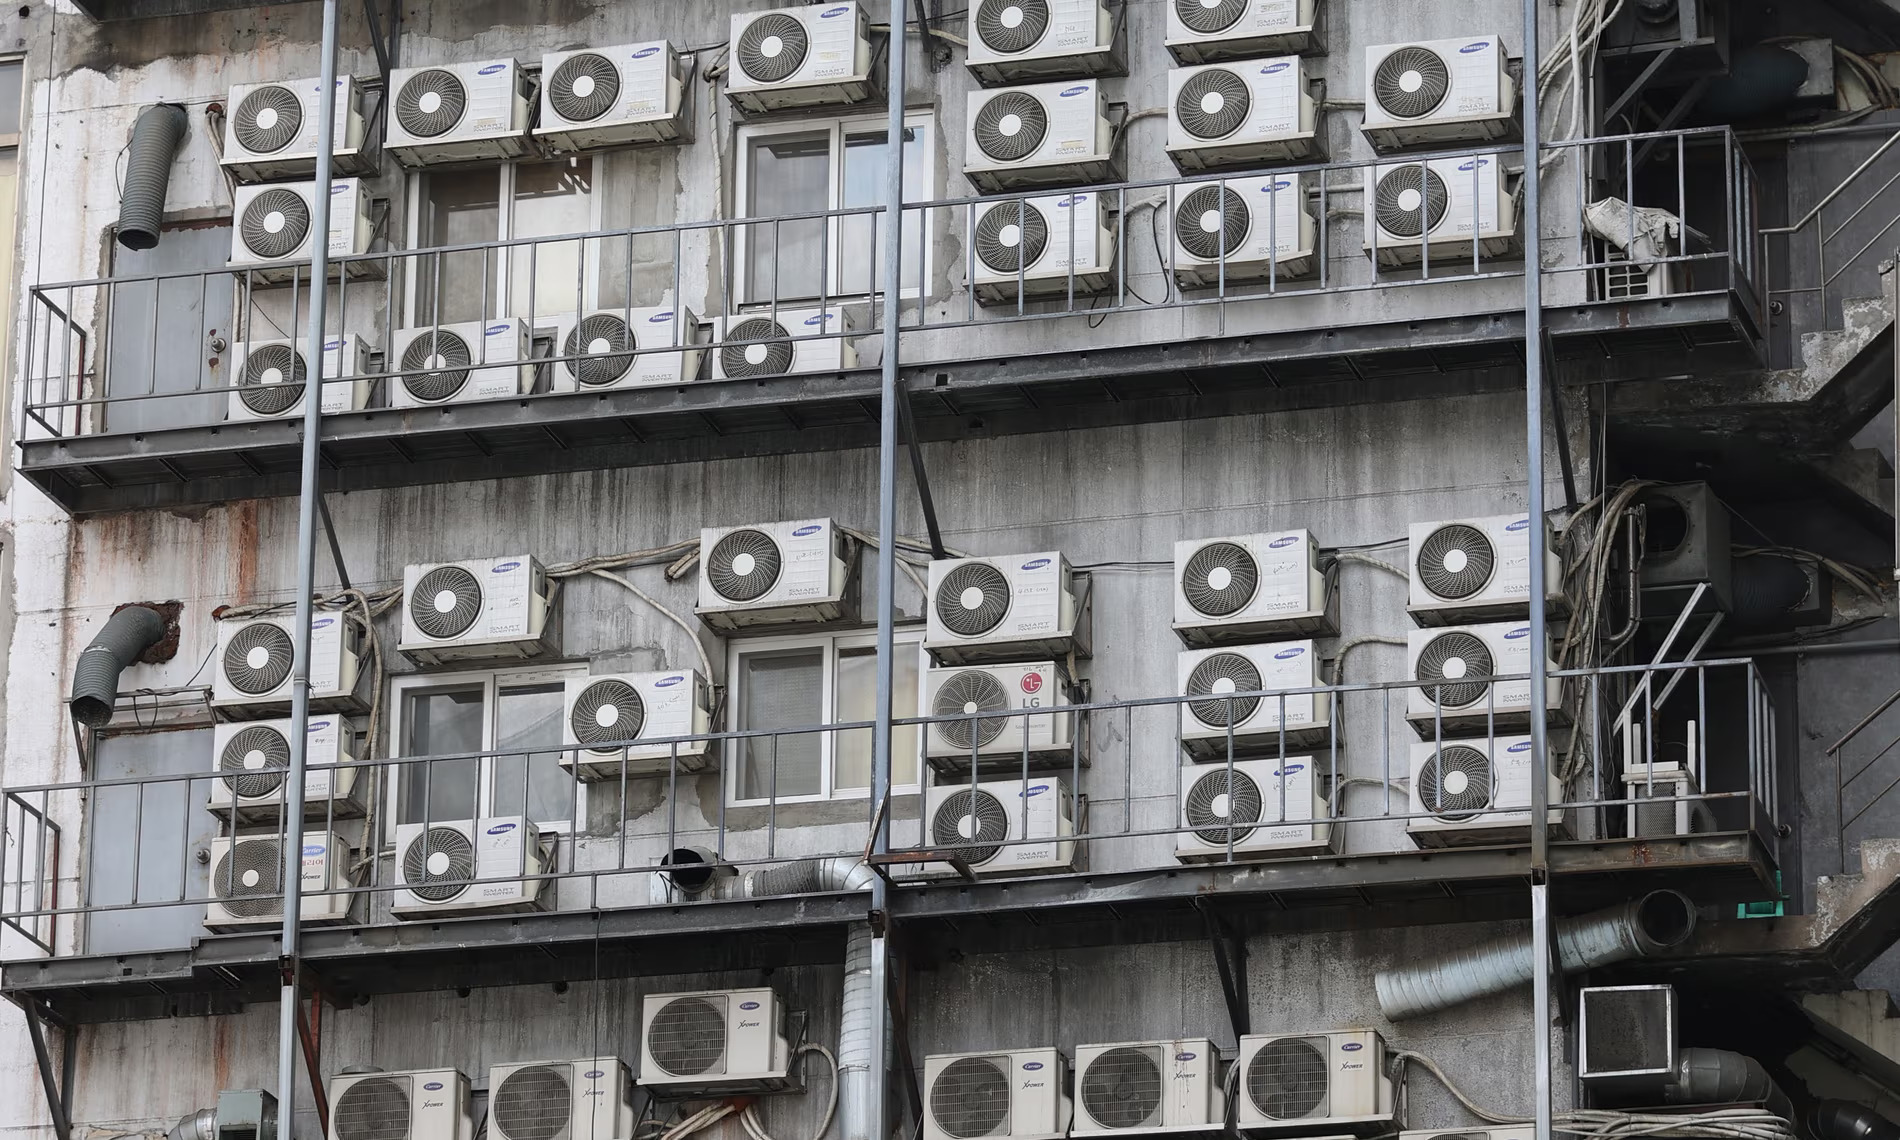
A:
971;191;1117;304
327;1069;473;1140
1362;36;1516;150
391;816;547;918
1408;737;1565;847
926;552;1087;665
924;661;1074;775
924;1049;1071;1140
1178;641;1331;755
388;319;531;408
229;179;372;283
207;717;364;825
1072;1039;1221;1135
1622;764;1706;839
212;612;366;717
222;75;369;181
1234;1030;1395;1133
550;307;704;391
639;988;794;1095
1169;174;1317;288
1365;156;1518;269
561;671;713;781
228;334;370;422
1407;513;1564;625
385;58;532;166
924;777;1075;874
697;518;856;631
1166;0;1322;63
399;555;555;665
204;830;351;932
488;1059;635;1140
1174;530;1332;643
726;4;876;113
1405;622;1563;737
711;308;857;380
1175;757;1334;862
1167;57;1319;170
966;0;1124;86
539;42;689;151
965;80;1116;193
1403;1130;1534;1140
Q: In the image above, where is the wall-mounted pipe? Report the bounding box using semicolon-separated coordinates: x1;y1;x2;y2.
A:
68;605;167;727
742;855;879;898
116;104;188;252
165;1109;215;1140
1814;1101;1900;1140
1375;891;1697;1021
1664;1050;1790;1118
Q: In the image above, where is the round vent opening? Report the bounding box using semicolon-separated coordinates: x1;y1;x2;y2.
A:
1180;540;1261;616
1185;767;1263;847
238;342;308;416
549;53;622;123
1375;165;1450;240
1174;0;1248;35
398;329;474;403
333;1077;413;1140
401;826;475;902
933;670;1013;753
975;0;1050;54
1246;1037;1330;1120
1415;630;1494;710
240;188;312;260
973;90;1050;163
931;789;1009;866
223;621;295;696
234;85;304;154
220;725;291;799
409;565;483;641
707;528;784;603
1186;652;1264;729
1174;186;1252;263
975;201;1050;276
396;68;469;138
931;1057;1011;1139
1175;67;1251;140
648;996;728;1076
1373;45;1452;119
211;838;285;918
563;314;636;387
720;318;796;379
1417;744;1494;822
571;679;646;750
935;561;1012;638
1081;1046;1163;1130
1415;522;1496;600
493;1064;572;1140
738;13;811;84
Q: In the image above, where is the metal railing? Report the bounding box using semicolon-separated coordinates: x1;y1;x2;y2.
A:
1830;683;1900;874
1762;126;1900;365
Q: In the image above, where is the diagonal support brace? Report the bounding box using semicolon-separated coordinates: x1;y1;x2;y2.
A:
893;379;947;559
22;997;75;1140
1195;898;1250;1044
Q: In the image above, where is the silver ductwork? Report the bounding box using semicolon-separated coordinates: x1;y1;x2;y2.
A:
166;1109;216;1140
1376;890;1697;1021
742;855;880;897
1665;1049;1789;1117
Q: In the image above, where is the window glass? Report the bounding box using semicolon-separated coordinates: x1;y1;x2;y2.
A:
833;645;920;792
0;59;22;137
400;686;484;823
838;127;929;296
493;681;573;823
416;171;500;325
510;160;594;318
745;134;830;302
738;648;825;800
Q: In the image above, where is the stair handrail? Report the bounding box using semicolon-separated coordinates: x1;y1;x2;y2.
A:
1828;683;1900;756
1761;128;1900;239
1761;126;1900;359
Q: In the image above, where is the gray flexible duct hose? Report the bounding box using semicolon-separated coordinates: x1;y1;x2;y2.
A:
1814;1101;1900;1140
1376;890;1697;1021
1665;1050;1789;1117
742;855;879;897
117;103;188;252
167;1109;216;1140
69;605;167;727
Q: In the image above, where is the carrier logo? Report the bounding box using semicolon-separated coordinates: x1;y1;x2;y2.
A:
649;311;675;323
1274;646;1305;659
584;1070;605;1079
803;314;833;326
478;63;508;75
303;844;326;857
1020;783;1051;798
655;675;685;688
1059;85;1090;97
312;617;335;629
1505;518;1531;531
486;323;512;336
1268;536;1300;548
1341;1042;1364;1052
486;822;518;835
1457;158;1491;171
423;1082;445;1091
1505;626;1531;640
1460;41;1491;53
1022;1061;1045;1071
1176;1052;1197;1062
1261;61;1291;73
821;5;850;15
1507;741;1534;753
793;523;825;536
631;47;661;58
739;1000;761;1010
492;560;522;572
1021;558;1052;571
1020;672;1044;695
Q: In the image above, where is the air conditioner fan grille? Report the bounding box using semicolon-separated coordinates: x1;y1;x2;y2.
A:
1174;187;1252;265
1081;1045;1163;1130
933;670;1014;753
648;996;729;1076
333;1076;413;1140
240;188;312;260
395;68;469;138
1416;523;1496;600
973;90;1051;162
1418;744;1494;821
398;330;474;402
220;725;291;799
975;0;1051;55
738;13;811;84
721;318;797;379
563;314;636;387
1175;0;1248;34
1375;165;1450;240
212;838;285;918
1175;67;1252;140
1373;45;1452;119
707;528;784;603
409;565;484;641
234;85;304;154
238;342;309;416
1246;1037;1330;1120
935;562;1013;638
975;201;1050;276
549;52;622;123
1415;630;1494;710
1185;767;1264;846
223;621;296;695
931;1056;1012;1139
1180;540;1261;616
1186;652;1264;728
493;1064;572;1140
571;679;647;750
931;789;1010;866
401;826;475;902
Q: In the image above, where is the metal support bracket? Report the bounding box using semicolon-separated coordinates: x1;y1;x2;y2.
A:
22;997;75;1140
893;379;947;559
1195;898;1250;1044
887;933;926;1140
316;492;352;592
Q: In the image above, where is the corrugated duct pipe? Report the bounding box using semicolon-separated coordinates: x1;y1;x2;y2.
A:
69;604;167;727
1665;1049;1790;1118
117;104;189;251
1375;890;1696;1021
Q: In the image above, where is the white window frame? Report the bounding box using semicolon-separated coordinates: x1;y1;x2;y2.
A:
731;110;937;309
726;627;929;807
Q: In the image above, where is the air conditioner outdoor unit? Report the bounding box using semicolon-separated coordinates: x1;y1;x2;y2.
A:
924;777;1075;875
229;179;372;284
1402;1131;1533;1140
1405;622;1563;737
966;0;1124;86
550;307;704;391
1234;1030;1395;1133
1175;757;1334;862
387;319;532;408
726;3;876;114
1169;173;1317;288
560;671;713;781
1166;0;1322;63
638;988;795;1095
1362;36;1516;151
222;75;369;181
1408;736;1565;847
924;1049;1072;1140
711;308;857;380
1174;529;1332;643
1621;763;1706;839
1072;1039;1220;1135
1407;513;1564;625
399;555;555;665
1597;244;1677;302
1178;641;1331;755
971;191;1116;305
327;1069;473;1140
385;58;532;166
390;816;547;918
212;612;366;717
964;80;1117;193
207;716;364;825
228;334;371;422
1365;156;1518;269
697;517;856;631
1167;57;1319;170
924;661;1074;775
204;829;352;932
488;1059;636;1140
926;552;1087;665
539;42;689;151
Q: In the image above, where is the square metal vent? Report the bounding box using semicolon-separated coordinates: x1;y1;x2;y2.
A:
1579;985;1677;1088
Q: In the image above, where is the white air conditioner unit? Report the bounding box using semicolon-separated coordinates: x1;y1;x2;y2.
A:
212;612;366;716
1622;763;1705;839
1407;513;1563;625
539;42;689;151
560;671;713;781
1365;156;1517;269
964;80;1116;193
550;307;704;392
388;319;532;409
327;1069;473;1140
1178;641;1330;755
227;334;371;422
925;552;1086;665
385;58;532;166
727;4;876;113
1072;1039;1220;1135
391;816;547;918
488;1059;636;1140
711;308;857;380
1362;36;1516;151
966;0;1122;86
228;178;372;284
1166;57;1319;170
207;717;364;825
697;518;855;631
222;75;369;181
1176;757;1334;862
639;988;794;1095
924;1048;1072;1140
971;191;1117;305
1597;244;1678;301
1173;529;1332;643
399;555;554;665
1166;0;1322;63
1408;736;1565;847
1403;1130;1534;1140
924;777;1075;875
204;829;352;932
1406;622;1563;736
1169;174;1317;288
924;661;1073;774
1234;1030;1395;1133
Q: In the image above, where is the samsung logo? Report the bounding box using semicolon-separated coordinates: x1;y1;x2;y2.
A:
1505;626;1530;640
1505;518;1531;531
324;339;343;350
584;1070;605;1079
1341;1042;1364;1052
802;314;832;326
492;560;522;573
1175;1052;1197;1062
631;47;661;59
478;63;508;75
739;1000;761;1010
1021;558;1052;571
312;617;334;629
649;311;675;323
302;844;326;857
793;523;824;535
1022;1062;1045;1071
1020;783;1051;798
486;822;517;834
1059;85;1090;97
1274;646;1305;659
486;323;511;336
1460;41;1491;53
332;182;349;194
655;675;685;688
1507;741;1534;753
1276;764;1305;776
1261;62;1290;73
820;5;850;15
1056;195;1083;208
309;720;330;733
1262;180;1292;192
423;1082;445;1092
1268;536;1300;548
1457;158;1491;171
